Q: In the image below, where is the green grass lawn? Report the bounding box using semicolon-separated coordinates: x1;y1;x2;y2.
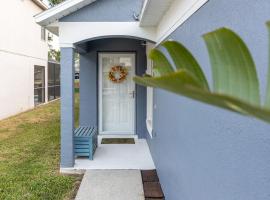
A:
0;94;81;200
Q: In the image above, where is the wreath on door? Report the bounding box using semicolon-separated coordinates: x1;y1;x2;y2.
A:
108;65;128;83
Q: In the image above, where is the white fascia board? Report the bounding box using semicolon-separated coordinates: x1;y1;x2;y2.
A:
32;0;48;10
58;22;157;47
156;0;209;44
139;0;150;23
34;0;96;26
46;21;59;35
139;0;174;27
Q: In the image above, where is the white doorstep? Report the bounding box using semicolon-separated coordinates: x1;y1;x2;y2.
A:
73;139;155;170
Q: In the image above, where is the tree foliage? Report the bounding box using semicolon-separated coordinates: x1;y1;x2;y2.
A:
48;49;61;62
48;0;65;6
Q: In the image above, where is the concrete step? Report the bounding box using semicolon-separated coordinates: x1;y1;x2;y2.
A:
75;170;145;200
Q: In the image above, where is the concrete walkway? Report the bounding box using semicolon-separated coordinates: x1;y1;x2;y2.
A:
75;170;145;200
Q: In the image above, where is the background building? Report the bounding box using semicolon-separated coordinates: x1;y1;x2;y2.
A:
0;0;59;120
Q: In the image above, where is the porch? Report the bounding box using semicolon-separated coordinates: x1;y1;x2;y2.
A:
61;136;155;173
60;37;155;170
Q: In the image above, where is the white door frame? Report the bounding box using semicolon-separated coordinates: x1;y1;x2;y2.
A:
98;52;136;135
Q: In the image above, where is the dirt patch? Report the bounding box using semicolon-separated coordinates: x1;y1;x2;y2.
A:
64;174;84;200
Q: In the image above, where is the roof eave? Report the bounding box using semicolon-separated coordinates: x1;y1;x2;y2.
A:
139;0;175;27
32;0;48;11
35;0;96;26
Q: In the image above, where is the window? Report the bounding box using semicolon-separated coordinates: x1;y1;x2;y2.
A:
48;62;61;101
41;27;46;41
146;43;155;137
34;66;45;105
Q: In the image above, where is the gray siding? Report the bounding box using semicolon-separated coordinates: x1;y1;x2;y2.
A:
79;38;147;138
60;0;144;22
148;0;270;200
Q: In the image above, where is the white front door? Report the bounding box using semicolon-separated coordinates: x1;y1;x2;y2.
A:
99;53;136;135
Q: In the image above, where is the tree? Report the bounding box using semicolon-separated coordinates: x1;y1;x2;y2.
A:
48;49;61;62
47;0;65;6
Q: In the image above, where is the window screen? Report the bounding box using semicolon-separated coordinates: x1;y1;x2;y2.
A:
48;62;61;101
34;66;45;105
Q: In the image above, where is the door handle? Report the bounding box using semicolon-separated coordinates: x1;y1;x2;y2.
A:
129;91;135;98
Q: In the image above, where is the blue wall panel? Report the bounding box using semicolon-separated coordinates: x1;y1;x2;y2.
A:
79;53;98;126
147;0;270;200
61;0;144;22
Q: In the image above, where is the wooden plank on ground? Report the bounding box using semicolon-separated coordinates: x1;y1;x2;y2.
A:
143;182;164;198
141;170;159;182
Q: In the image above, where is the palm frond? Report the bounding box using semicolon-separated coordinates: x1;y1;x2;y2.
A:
203;28;260;105
134;24;270;123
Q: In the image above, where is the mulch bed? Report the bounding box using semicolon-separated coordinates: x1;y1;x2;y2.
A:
141;170;165;200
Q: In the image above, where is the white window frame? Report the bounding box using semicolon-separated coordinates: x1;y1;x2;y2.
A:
146;43;155;137
41;27;46;41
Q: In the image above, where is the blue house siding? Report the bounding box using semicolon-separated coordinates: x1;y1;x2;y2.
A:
148;0;270;200
60;47;75;168
60;0;144;22
79;38;147;138
80;53;97;126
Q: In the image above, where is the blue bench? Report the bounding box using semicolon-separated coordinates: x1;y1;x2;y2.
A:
74;126;98;160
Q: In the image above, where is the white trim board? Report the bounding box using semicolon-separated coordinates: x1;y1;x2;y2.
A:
156;0;209;44
35;0;96;26
139;0;174;27
57;1;208;46
37;0;208;46
32;0;48;10
145;42;155;138
59;22;157;46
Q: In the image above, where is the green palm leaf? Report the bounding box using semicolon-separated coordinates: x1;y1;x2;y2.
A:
134;72;270;123
162;41;209;90
134;24;270;123
203;28;260;105
266;21;270;108
149;49;174;76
